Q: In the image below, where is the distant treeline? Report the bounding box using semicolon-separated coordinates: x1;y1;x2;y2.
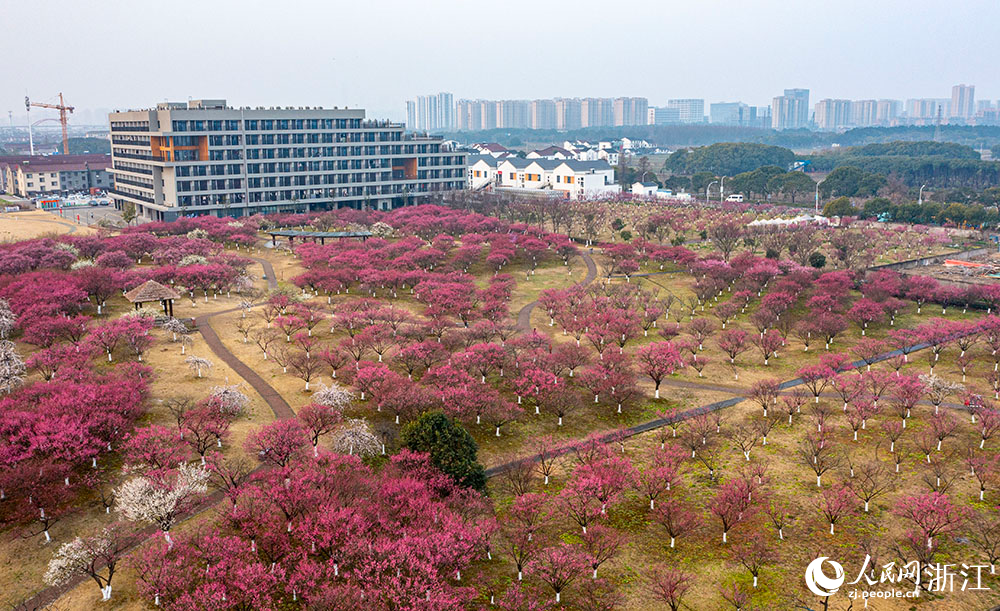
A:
445;124;1000;151
67;138;111;155
653;141;1000;191
826;196;1000;227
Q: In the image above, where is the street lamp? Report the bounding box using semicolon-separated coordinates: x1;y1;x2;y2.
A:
814;179;823;214
706;180;718;203
25;96;32;156
918;184;927;205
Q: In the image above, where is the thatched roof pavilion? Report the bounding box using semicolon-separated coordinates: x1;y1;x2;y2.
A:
124;280;181;316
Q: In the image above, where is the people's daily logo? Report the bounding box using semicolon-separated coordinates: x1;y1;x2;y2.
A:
805;557;845;597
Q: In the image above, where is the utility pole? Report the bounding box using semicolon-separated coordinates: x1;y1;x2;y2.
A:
720;176;726;203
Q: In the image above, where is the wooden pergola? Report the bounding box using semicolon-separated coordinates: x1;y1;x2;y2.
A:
266;229;373;246
124;280;181;317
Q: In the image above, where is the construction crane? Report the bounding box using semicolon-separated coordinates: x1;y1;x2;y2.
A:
25;92;74;154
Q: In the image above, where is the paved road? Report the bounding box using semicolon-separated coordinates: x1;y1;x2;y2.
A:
516;251;597;331
656;375;970;411
49;205;123;227
23;255;285;609
193;256;293;419
484;337;966;478
10;214;80;234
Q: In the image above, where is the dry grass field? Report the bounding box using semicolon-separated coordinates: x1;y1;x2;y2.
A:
0;209;96;241
10;215;1000;611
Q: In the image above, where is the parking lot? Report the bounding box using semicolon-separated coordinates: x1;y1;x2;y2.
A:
47;205;126;227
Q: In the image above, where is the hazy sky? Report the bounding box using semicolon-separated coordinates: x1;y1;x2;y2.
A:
3;0;998;125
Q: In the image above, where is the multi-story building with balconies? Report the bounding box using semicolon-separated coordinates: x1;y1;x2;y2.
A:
1;154;112;197
108;99;467;221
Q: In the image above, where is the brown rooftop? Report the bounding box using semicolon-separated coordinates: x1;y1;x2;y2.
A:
0;154;111;173
124;280;181;303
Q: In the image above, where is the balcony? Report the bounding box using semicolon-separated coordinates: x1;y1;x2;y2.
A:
113;176;154;190
111;165;153;176
113;152;164;162
109;188;155;204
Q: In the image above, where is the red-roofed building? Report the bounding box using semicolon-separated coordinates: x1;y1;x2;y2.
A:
0;154;112;197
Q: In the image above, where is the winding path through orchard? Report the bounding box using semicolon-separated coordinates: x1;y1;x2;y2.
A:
516;251;597;330
484;339;952;477
193;256;295;419
18;247;968;608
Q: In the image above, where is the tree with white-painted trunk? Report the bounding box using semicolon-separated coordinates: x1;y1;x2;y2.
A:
652;496;699;549
530;543;586;604
817;485;854;535
44;524;132;601
207;385;250;418
647;565;693;611
329;418;381;458
849;460;894;512
798;433;842;487
184;355;212;378
115;463;209;548
636;341;685;399
735;536;777;588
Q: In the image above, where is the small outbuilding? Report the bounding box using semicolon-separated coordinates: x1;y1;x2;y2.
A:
124;280;181;316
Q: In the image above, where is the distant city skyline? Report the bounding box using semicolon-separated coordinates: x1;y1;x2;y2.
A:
403;85;997;132
2;0;997;127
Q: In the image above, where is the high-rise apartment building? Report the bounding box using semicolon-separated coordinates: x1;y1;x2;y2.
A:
905;98;950;123
785;89;810;126
851;99;878;127
405;92;455;131
406;101;416;131
709;102;770;128
108;99;466;222
556;98;583;130
951;84;975;119
667;99;705;123
709;102;748;125
456;100;480;131
438;92;454;131
613;97;649;126
814;99;853;130
531;100;557;129
580;98;613;128
772;89;810;129
480;102;498;131
498;100;531;129
875;100;901;125
648;107;681;125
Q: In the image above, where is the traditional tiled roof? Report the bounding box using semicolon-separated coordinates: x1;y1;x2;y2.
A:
561;160;613;172
0;154;111;173
474;142;509;153
124;280;181;303
532;146;573;157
